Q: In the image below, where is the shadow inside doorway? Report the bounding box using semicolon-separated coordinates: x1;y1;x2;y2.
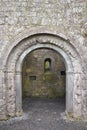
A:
22;97;65;119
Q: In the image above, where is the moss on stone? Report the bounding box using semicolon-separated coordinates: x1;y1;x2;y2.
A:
44;73;52;81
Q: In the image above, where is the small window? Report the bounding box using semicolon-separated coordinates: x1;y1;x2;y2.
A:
44;58;51;72
29;76;36;80
61;71;65;75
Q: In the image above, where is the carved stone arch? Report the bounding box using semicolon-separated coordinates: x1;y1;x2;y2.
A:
0;27;83;119
0;27;81;70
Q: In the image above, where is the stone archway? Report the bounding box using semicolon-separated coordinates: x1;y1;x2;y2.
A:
15;43;73;113
0;28;83;119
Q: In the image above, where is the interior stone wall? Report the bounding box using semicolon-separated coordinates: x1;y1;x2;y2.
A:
22;49;66;98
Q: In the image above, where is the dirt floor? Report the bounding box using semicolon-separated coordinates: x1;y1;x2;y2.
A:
0;98;87;130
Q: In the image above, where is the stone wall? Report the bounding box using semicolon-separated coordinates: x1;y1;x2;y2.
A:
0;0;87;48
0;0;87;120
22;49;65;98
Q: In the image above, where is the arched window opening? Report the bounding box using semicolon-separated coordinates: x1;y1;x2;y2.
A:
44;58;51;72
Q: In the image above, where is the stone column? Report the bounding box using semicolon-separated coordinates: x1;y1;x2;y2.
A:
15;71;23;116
66;71;74;113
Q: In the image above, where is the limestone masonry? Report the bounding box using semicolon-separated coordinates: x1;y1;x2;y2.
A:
0;0;87;120
22;49;65;98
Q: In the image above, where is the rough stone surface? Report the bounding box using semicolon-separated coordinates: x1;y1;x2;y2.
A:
0;0;87;120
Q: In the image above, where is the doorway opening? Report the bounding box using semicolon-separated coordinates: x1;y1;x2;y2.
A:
22;48;66;113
